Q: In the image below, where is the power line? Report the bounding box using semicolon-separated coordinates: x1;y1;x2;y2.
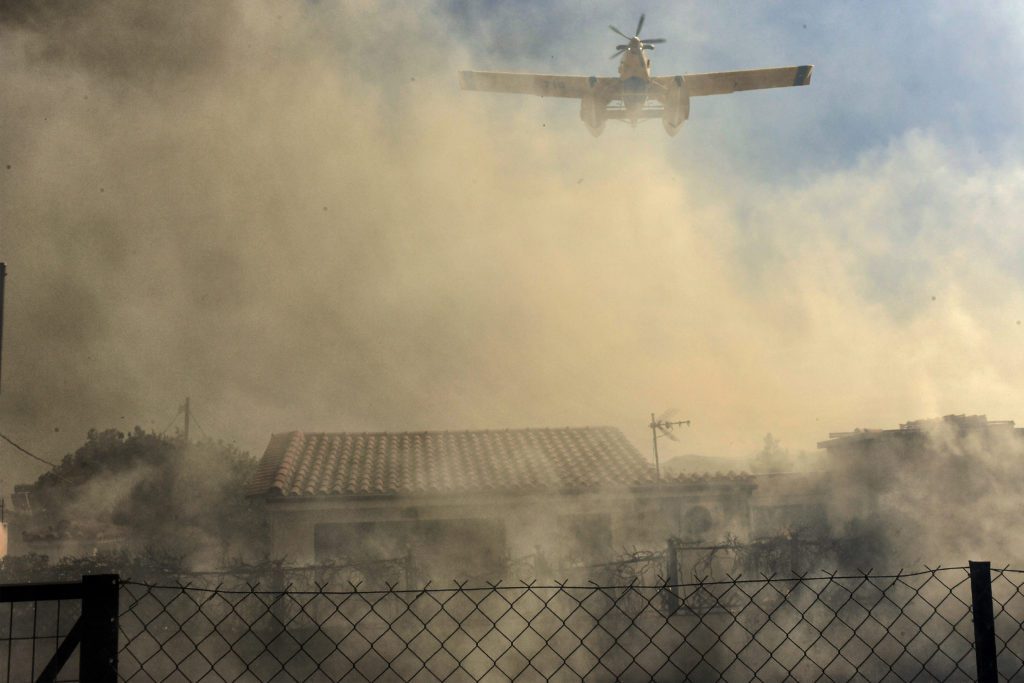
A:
158;406;183;436
189;410;210;441
0;431;59;469
190;404;226;440
161;397;223;443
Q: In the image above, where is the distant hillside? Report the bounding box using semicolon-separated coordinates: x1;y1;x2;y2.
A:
660;453;748;475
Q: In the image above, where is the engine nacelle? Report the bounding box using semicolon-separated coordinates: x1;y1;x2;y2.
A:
661;75;690;137
580;96;606;137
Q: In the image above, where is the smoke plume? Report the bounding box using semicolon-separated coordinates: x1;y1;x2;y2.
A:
1;1;1023;512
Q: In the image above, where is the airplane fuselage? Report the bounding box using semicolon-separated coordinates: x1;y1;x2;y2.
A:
617;38;652;123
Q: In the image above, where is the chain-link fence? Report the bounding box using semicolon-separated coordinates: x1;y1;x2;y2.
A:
3;565;1022;681
991;568;1024;680
111;564;1021;682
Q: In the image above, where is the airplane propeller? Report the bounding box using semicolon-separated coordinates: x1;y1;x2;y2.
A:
609;25;631;40
609;14;666;58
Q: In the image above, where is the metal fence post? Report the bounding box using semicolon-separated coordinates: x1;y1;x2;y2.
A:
664;538;679;614
969;560;998;683
80;574;119;683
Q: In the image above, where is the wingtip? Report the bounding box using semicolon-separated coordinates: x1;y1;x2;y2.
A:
796;64;814;86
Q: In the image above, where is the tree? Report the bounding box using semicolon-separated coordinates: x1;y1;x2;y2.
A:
749;433;821;473
22;427;266;568
750;433;788;473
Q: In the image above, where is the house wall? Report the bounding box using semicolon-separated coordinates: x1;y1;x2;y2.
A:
262;482;755;581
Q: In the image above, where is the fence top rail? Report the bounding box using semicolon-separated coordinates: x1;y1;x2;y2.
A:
119;565;973;596
0;579;83;603
166;556;408;578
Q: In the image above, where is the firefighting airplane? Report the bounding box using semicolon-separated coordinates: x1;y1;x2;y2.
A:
458;14;813;136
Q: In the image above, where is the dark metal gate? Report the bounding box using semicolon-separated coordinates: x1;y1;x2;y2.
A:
0;574;118;683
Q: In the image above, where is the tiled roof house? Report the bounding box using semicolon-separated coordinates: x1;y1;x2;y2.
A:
248;426;756;581
246;427;657;498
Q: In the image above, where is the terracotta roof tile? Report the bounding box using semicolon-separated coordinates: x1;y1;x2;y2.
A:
246;426;656;498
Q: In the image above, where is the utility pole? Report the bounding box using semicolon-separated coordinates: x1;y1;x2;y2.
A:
0;263;7;393
649;412;691;482
183;397;190;443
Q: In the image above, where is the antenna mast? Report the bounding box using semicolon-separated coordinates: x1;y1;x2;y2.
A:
649;412;691;482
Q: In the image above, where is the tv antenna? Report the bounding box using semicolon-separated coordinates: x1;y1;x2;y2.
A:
649;410;690;482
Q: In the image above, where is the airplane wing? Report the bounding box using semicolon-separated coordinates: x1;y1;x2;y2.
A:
658;65;813;97
458;71;615;99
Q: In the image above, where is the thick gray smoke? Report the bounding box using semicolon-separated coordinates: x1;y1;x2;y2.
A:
2;0;1023;509
823;418;1024;569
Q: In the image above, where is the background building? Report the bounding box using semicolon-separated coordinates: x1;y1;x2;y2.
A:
818;414;1023;517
